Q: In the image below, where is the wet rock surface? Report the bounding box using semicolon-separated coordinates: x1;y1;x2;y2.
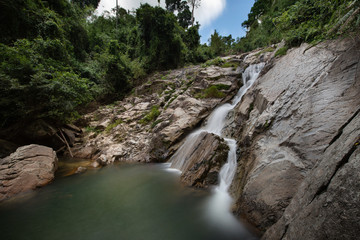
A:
227;38;360;234
178;132;229;188
0;144;58;201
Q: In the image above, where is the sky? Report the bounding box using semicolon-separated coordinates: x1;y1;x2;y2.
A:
96;0;255;44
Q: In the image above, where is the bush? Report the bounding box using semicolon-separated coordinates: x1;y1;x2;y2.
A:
139;106;161;124
105;119;123;133
196;85;226;99
201;57;225;67
274;47;288;57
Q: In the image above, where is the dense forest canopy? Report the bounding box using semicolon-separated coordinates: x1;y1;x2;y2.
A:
0;0;358;130
0;0;208;129
235;0;360;52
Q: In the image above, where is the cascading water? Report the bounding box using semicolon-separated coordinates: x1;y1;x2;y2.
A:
170;62;265;232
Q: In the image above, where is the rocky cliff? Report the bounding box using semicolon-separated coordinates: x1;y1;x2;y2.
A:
224;37;360;238
73;62;245;165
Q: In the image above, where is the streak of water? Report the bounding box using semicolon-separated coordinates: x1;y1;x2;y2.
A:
170;62;265;232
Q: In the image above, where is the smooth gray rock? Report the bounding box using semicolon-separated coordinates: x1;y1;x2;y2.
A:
0;144;58;201
229;38;360;232
263;111;360;240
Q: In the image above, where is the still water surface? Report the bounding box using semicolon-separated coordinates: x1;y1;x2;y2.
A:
0;164;256;240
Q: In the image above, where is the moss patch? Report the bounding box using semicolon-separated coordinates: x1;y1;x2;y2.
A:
201;57;225;67
221;62;240;68
85;126;102;134
274;47;288;57
105;119;123;133
196;85;227;99
139;106;161;125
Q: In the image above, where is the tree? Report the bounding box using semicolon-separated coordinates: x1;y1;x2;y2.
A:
184;24;200;50
72;0;101;8
187;0;201;25
177;1;192;28
166;0;181;12
136;4;184;70
210;30;225;56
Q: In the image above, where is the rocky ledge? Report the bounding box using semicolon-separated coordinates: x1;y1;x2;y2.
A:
73;59;247;165
0;144;58;201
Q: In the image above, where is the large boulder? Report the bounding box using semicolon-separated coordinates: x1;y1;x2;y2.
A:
0;144;58;201
171;131;229;188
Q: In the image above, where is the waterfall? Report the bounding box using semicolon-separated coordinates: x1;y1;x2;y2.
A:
170;62;265;174
169;62;265;230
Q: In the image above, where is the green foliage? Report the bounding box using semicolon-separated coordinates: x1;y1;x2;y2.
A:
151;119;163;129
196;85;227;99
164;94;178;109
209;30;235;56
139;106;161;125
236;0;358;52
210;30;225;56
177;2;192;28
213;84;231;90
201;57;225;67
0;0;205;129
85;125;102;135
136;4;185;70
0;38;93;126
105;119;123;133
274;47;288;57
221;62;240;68
72;0;100;8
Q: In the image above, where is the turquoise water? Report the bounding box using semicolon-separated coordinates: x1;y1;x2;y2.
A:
0;164;256;240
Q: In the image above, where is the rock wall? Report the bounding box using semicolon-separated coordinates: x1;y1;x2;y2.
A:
227;37;360;236
0;144;58;201
75;61;245;164
263;110;360;240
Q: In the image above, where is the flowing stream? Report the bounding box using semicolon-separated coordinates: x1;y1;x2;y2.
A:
170;63;265;232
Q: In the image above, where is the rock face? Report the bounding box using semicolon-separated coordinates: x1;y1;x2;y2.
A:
263;111;360;240
0;144;58;201
175;132;229;188
76;60;244;164
226;37;360;234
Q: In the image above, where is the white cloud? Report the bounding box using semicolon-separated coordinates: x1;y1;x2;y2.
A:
195;0;226;27
96;0;165;14
96;0;226;27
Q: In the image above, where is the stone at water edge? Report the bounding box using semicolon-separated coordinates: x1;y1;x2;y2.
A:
75;166;87;174
0;144;58;202
72;146;98;159
178;132;229;188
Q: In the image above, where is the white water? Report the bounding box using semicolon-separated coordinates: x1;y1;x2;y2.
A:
170;63;265;230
